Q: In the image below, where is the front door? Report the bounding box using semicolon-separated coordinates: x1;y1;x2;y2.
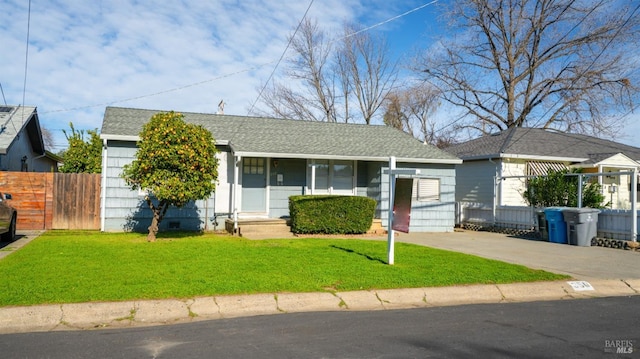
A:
241;157;267;212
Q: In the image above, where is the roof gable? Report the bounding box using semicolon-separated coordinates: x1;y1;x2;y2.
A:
446;127;640;163
0;105;45;155
100;107;461;164
576;152;640;168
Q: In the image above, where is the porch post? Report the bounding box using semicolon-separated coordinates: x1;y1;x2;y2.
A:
577;174;583;208
233;155;241;232
632;169;638;242
310;161;316;195
387;156;396;265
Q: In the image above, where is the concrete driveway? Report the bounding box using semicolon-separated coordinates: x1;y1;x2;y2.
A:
396;230;640;281
0;231;44;260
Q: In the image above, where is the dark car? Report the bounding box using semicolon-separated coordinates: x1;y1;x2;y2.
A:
0;192;17;242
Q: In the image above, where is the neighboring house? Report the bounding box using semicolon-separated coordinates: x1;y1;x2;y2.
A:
447;127;640;210
0;105;60;172
100;106;462;233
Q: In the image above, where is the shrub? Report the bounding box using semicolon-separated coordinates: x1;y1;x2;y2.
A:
523;168;606;208
289;195;376;234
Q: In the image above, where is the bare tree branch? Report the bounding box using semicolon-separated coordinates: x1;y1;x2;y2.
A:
257;19;399;125
420;0;639;137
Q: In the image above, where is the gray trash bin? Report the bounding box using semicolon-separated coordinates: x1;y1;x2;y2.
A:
562;208;600;246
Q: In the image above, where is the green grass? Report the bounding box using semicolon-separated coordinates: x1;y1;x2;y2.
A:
0;231;568;307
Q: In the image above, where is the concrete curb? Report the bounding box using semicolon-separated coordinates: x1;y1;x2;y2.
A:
1;279;638;334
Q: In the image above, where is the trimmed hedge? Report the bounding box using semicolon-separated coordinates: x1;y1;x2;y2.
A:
289;195;377;234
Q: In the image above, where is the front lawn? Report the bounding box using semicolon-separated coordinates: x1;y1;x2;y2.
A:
0;231;568;306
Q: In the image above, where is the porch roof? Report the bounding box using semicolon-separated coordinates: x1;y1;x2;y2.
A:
100;106;461;164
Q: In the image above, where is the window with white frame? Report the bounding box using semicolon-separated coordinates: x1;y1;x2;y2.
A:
308;160;355;195
414;178;440;202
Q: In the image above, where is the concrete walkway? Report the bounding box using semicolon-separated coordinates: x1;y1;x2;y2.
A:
0;230;638;334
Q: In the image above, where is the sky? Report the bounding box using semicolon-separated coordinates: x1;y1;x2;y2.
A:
1;0;638;152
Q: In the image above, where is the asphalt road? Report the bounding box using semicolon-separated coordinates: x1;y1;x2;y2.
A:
1;296;638;358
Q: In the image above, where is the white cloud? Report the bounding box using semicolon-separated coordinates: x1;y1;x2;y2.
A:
2;0;425;151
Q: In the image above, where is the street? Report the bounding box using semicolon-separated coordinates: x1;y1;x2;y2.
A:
1;296;638;358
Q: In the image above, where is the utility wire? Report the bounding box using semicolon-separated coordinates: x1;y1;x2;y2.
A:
248;0;315;115
0;82;6;105
42;1;439;115
20;0;32;130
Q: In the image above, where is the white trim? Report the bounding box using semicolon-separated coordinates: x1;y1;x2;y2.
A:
233;155;240;231
100;139;107;232
307;159;357;195
505;154;587;162
100;134;139;142
100;134;230;147
236;151;461;164
265;157;271;215
98;135;459;164
310;162;316;195
461;153;587;162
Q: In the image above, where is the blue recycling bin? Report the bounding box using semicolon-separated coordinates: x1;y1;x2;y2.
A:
544;208;568;244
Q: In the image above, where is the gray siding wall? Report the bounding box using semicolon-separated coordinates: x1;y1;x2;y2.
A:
0;127;57;172
269;159;384;219
356;161;384;218
268;158;306;218
455;160;498;205
103;141;457;233
102;140;218;232
380;163;457;232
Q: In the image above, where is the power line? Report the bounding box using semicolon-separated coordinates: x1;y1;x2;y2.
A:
338;0;439;43
0;82;6;105
42;1;440;116
20;0;32;131
248;0;315;115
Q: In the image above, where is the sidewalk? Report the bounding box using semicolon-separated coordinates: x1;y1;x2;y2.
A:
0;230;638;334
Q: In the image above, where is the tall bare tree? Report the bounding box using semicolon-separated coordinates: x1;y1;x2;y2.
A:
259;19;337;122
383;91;411;133
339;24;398;124
420;0;639;136
40;126;55;151
256;19;398;125
383;83;442;144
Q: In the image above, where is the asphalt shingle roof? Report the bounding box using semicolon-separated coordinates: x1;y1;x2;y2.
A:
101;107;461;163
446;127;640;162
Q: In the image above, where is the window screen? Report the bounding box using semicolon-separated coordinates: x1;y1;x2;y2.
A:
414;178;440;202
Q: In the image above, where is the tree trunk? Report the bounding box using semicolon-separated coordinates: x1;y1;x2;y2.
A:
146;198;169;242
147;213;160;242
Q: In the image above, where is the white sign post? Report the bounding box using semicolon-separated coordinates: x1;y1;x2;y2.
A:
387;157;396;265
386;157;420;265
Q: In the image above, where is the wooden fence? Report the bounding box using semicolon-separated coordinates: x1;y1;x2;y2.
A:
0;171;101;230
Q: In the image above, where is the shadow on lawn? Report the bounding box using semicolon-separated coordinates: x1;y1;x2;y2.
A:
330;245;386;264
